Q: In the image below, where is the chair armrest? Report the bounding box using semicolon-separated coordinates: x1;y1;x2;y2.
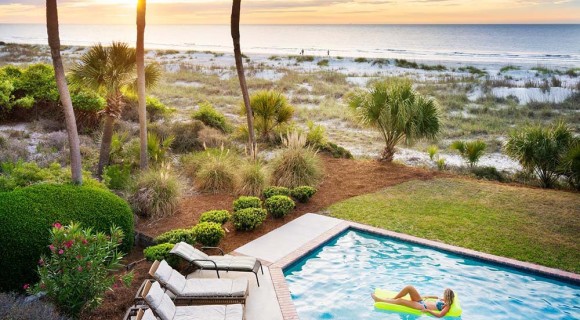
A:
190;258;219;269
201;246;224;255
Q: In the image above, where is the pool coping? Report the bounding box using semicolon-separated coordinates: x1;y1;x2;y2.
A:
267;219;580;320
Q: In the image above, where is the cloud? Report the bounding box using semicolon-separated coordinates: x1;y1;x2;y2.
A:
515;0;573;3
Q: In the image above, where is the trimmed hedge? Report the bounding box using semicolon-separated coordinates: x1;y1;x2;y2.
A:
232;208;267;231
263;186;290;199
0;184;134;292
143;243;179;268
232;196;262;212
192;222;225;247
290;186;317;203
199;210;231;225
265;195;295;218
154;228;195;245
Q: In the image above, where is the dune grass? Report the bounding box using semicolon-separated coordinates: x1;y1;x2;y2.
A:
328;178;580;273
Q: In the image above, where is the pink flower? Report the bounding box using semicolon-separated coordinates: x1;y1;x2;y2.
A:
48;244;55;252
58;249;64;255
23;284;30;290
77;266;83;272
82;239;88;245
53;222;62;229
38;258;44;266
64;240;74;249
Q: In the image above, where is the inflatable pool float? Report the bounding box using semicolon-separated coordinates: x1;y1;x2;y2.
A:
373;288;462;317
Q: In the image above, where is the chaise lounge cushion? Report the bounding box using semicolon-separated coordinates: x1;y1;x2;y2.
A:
144;282;176;320
153;260;187;294
174;304;244;320
170;242;258;271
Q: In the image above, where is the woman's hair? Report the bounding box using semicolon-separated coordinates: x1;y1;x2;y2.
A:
444;288;455;306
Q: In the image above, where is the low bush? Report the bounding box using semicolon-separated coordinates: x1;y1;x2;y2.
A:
198;126;228;149
237;161;268;196
154;228;195;245
233;196;262;212
317;142;353;159
130;166;182;219
306;121;327;146
170;120;205;153
263;186;291;199
0;292;70;320
192;222;225;247
232;208;267;231
265;195;295;218
143;243;180;268
28;223;132;318
192;102;231;133
195;149;238;193
181;148;231;179
291;186;317;203
200;210;231;225
0;184;134;292
471;166;505;182
103;164;132;191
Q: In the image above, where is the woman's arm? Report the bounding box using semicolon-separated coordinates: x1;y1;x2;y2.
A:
421;295;438;299
423;306;450;318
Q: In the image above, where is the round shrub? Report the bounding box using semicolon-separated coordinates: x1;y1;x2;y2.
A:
143;243;180;268
0;184;134;292
233;196;262;212
232;208;267;231
155;228;195;245
290;186;317;203
199;210;231;225
192;102;231;133
263;186;290;199
265;195;295;218
192;222;225;247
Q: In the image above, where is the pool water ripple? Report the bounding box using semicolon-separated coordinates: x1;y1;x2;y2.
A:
284;230;580;320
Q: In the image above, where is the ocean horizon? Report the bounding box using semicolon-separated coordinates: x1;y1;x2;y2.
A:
1;24;579;66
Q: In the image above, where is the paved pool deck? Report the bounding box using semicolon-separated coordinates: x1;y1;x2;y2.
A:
181;213;580;320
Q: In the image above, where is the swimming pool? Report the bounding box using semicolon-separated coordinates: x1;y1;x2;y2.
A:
283;229;580;319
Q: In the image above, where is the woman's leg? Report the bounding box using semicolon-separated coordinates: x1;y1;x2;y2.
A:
393;285;422;301
371;296;425;310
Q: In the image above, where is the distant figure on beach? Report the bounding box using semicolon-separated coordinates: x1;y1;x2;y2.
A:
301;49;304;55
327;50;330;56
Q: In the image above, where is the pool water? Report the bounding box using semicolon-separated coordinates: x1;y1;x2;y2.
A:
283;229;580;320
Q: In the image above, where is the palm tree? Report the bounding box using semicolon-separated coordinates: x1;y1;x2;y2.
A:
450;140;487;167
71;42;160;177
46;0;83;184
348;78;440;162
136;0;148;170
231;0;257;159
241;90;294;142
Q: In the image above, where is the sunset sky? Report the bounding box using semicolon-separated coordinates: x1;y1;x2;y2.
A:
0;0;579;24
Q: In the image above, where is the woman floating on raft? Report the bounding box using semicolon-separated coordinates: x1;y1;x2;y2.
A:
371;285;455;318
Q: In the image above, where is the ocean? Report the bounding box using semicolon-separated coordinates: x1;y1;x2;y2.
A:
1;24;579;66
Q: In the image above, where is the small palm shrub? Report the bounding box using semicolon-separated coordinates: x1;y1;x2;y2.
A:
427;145;438;161
436;158;446;171
0;292;70;320
265;195;295;218
143;243;179;268
306;121;327;146
147;132;175;166
28;223;132;318
232;208;267;231
200;210;231;224
270;132;323;188
195;149;238;193
291;186;317;203
154;228;195;245
233;196;262;212
193;102;231;133
263;186;291;199
237;161;269;196
170;120;205;153
451;140;487;167
242;90;295;142
130;166;182;218
558;139;580;190
192;222;225;247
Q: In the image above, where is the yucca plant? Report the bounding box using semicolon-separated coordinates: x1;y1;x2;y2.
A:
505;121;574;188
450;140;486;167
241;90;294;142
348;78;440;161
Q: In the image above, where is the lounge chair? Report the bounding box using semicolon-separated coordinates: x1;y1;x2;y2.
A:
141;280;245;320
135;260;248;305
170;242;264;286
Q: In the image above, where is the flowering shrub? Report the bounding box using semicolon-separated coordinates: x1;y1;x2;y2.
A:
28;222;133;318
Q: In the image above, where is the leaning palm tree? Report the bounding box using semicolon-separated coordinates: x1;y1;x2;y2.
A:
71;42;160;177
46;0;83;184
348;78;440;161
136;0;148;170
231;0;257;159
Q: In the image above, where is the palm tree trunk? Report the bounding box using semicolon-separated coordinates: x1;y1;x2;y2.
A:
136;0;148;170
46;0;83;185
97;114;115;178
231;0;257;159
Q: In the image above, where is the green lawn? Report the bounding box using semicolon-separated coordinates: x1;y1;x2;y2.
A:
328;178;580;273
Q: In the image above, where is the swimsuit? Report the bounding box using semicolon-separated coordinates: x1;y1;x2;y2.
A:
418;300;428;309
418;300;445;311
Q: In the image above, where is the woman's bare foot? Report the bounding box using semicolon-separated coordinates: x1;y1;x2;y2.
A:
371;293;380;302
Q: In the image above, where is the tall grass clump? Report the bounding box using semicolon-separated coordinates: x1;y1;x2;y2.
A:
237;161;269;196
195;148;238;193
450;140;487;167
270;131;323;188
130;165;182;218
